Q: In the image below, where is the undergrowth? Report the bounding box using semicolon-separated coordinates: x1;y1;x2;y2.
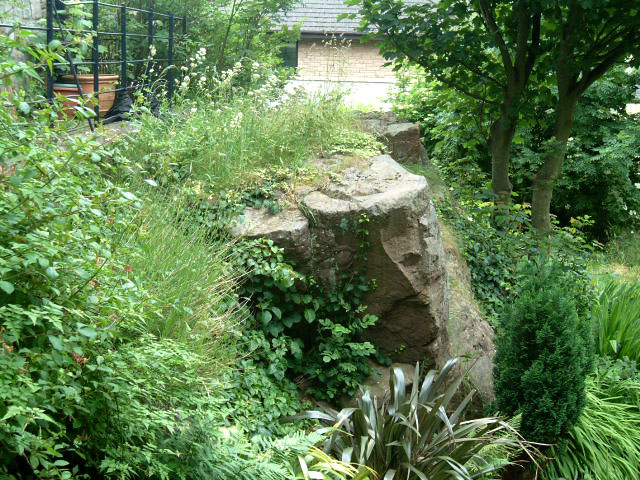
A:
0;34;379;477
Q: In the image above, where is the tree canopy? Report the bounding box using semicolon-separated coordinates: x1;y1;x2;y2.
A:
349;0;640;230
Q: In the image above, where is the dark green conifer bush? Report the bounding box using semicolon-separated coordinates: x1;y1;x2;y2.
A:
493;258;594;442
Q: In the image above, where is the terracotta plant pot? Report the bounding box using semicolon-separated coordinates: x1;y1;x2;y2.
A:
53;74;119;117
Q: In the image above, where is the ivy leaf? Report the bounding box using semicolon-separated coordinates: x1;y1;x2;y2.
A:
0;281;14;294
266;323;284;337
45;266;59;279
304;309;316;323
18;102;31;115
259;310;272;326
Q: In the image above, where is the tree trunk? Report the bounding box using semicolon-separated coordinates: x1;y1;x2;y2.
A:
217;0;240;72
531;91;578;231
490;99;518;206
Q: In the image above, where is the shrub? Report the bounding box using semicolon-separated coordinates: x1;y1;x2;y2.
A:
542;358;640;480
511;66;640;238
436;192;595;323
493;258;594;443
593;278;640;363
290;358;523;480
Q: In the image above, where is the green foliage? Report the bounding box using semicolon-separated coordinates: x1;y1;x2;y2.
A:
393;57;640;239
393;72;491;193
542;358;640;480
510;66;640;237
0;97;231;477
593;278;640;363
122;77;358;192
122;193;235;352
290;358;523;480
493;258;594;443
437;192;594;321
235;224;378;401
0;25;396;480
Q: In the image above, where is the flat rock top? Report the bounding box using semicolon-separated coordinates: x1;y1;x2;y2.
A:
233;155;430;238
303;155;428;216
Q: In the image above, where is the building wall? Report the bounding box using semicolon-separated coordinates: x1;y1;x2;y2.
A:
296;37;396;83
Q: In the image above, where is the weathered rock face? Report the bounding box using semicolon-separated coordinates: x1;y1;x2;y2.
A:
233;154;449;366
360;112;428;164
441;225;496;404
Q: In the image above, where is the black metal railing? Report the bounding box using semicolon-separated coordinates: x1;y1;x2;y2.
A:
0;0;187;127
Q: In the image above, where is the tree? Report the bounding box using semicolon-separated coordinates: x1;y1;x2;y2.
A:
528;1;640;230
349;0;542;205
493;258;593;443
352;0;640;230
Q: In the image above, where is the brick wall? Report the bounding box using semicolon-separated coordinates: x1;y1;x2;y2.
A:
296;37;396;83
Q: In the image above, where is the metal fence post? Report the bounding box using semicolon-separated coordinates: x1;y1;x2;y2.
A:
168;14;174;105
46;0;54;103
182;16;187;36
92;0;100;119
121;5;127;93
147;6;154;49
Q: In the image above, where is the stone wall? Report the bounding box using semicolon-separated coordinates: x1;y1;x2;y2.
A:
1;0;44;27
296;37;396;83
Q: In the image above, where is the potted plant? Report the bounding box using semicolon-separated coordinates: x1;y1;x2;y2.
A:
53;74;119;116
50;2;119;117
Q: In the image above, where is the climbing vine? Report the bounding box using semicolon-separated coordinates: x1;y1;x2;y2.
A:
235;213;378;400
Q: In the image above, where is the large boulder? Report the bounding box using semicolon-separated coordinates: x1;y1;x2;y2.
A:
360;112;428;164
233;154;449;366
441;224;496;404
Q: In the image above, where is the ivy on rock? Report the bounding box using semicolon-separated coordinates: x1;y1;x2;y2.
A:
235;214;378;401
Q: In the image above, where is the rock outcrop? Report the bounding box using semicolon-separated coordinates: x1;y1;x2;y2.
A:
441;224;496;403
233;154;449;366
360;112;428;164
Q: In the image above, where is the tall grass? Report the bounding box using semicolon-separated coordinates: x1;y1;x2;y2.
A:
122;88;359;192
593;279;640;362
542;370;640;480
125;190;238;361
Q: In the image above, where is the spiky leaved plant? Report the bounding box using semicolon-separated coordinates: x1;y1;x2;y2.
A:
288;358;523;480
593;279;640;362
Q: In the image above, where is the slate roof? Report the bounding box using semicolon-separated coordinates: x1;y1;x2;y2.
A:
275;0;426;35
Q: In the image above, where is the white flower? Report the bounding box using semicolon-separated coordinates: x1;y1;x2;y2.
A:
190;107;197;114
200;76;206;82
181;66;188;71
635;183;640;189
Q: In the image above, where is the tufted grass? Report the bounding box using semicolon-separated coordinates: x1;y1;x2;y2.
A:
121;88;362;193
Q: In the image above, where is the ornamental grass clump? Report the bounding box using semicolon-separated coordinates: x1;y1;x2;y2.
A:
593;278;640;362
290;358;523;480
542;359;640;480
493;258;594;443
